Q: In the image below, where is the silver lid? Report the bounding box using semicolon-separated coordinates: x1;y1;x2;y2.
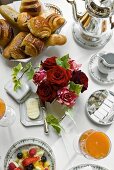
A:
85;0;111;18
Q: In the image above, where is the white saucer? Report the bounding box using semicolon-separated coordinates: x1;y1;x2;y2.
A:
89;54;114;84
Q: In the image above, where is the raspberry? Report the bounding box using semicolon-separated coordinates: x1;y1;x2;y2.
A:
29;148;37;157
8;162;16;170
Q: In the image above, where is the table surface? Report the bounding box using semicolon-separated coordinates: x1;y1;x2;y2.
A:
0;0;114;170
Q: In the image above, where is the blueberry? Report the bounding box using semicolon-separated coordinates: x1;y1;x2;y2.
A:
17;152;23;159
26;164;34;170
41;155;47;162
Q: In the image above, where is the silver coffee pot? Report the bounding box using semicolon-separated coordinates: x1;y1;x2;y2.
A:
67;0;114;49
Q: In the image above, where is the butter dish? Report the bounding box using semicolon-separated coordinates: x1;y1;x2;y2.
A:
19;93;44;127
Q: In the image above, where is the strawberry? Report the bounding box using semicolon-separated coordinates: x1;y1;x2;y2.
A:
44;168;49;170
22;156;40;167
8;162;16;170
14;168;22;170
29;148;37;157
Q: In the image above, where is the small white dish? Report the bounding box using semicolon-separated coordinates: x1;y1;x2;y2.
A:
86;89;114;125
4;80;31;103
4;138;56;170
19;93;44;126
69;164;109;170
88;54;114;84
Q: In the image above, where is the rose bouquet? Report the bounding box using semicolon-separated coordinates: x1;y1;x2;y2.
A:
12;54;88;134
33;54;88;108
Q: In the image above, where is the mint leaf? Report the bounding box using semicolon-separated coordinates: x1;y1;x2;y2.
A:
46;114;63;134
56;54;70;69
69;81;83;95
12;63;23;91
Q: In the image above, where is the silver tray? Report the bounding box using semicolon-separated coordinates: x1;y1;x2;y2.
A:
86;89;114;125
19;93;44;126
69;164;109;170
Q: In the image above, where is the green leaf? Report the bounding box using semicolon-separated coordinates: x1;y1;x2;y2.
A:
12;63;23;91
69;81;83;95
22;62;34;80
56;54;70;69
22;62;32;72
12;63;23;75
46;114;63;134
26;68;34;80
13;80;22;91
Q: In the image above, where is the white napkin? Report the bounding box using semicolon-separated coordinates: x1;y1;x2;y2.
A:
52;116;80;170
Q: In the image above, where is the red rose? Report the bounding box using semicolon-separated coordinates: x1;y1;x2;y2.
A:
71;70;88;92
47;66;71;89
57;87;77;107
41;56;57;70
69;60;82;72
33;70;46;85
37;80;57;102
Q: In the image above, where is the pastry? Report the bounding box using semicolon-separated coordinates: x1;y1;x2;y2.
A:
3;32;28;59
46;13;65;32
45;34;67;46
17;12;32;31
21;33;44;57
20;0;42;16
0;5;19;27
28;16;51;38
0;19;14;48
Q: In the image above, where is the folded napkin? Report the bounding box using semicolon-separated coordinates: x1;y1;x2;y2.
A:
52;116;80;170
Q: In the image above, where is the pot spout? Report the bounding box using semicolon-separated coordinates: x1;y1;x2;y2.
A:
66;0;80;22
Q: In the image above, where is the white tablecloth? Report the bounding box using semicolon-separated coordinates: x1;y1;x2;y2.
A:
0;0;114;170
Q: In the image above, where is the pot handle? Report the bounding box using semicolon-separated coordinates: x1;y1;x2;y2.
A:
110;16;114;29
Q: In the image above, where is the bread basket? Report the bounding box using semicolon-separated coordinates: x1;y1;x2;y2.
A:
0;1;66;63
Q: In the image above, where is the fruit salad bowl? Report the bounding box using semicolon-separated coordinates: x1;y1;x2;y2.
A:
4;138;56;170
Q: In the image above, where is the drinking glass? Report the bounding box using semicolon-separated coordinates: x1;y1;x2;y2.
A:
0;98;16;127
74;129;111;160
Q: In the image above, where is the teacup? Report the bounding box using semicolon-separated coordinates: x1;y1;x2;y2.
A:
98;52;114;74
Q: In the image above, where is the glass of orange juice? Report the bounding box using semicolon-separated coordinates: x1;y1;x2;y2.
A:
74;129;111;160
0;98;16;126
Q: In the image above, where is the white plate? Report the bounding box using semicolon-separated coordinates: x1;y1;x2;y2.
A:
86;89;114;125
4;138;56;170
88;54;114;84
19;93;44;126
69;164;109;170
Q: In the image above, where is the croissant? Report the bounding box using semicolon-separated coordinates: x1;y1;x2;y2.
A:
0;5;19;27
17;12;32;31
46;13;65;33
0;19;14;48
21;33;44;57
45;34;67;47
28;16;51;39
20;0;42;16
3;32;28;59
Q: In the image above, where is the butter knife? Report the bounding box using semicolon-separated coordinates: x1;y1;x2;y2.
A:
40;99;49;134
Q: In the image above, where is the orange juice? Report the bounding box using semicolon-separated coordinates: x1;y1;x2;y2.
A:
0;99;6;119
79;130;111;159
